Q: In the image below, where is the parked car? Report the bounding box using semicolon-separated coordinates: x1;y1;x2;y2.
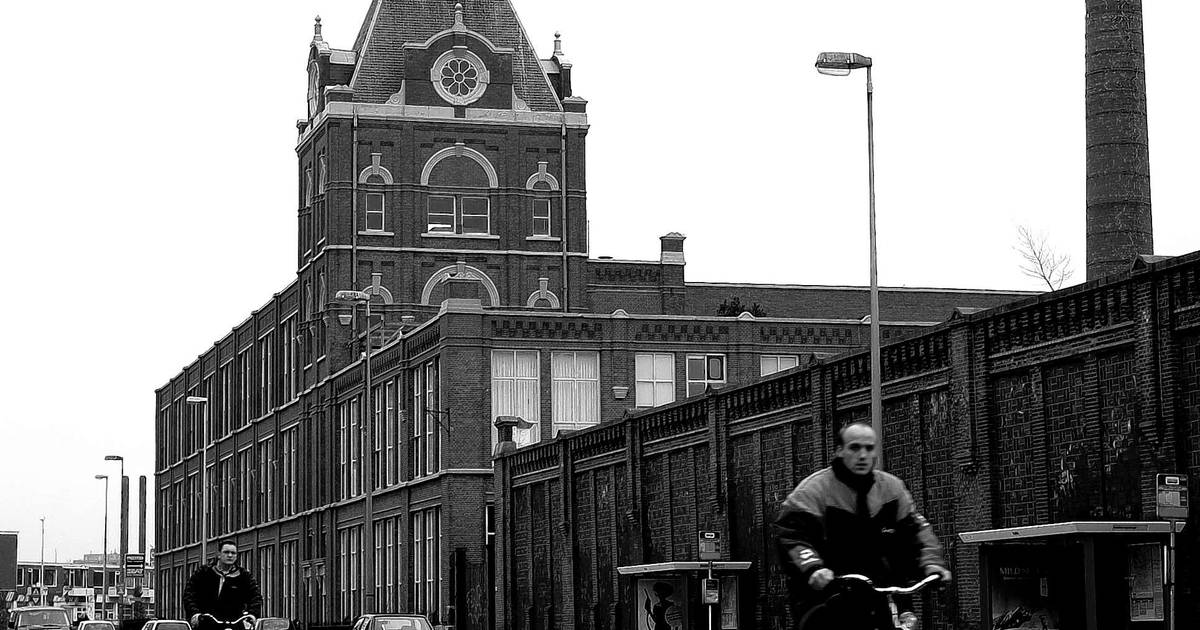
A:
8;607;72;630
140;621;191;630
78;622;116;630
350;615;432;630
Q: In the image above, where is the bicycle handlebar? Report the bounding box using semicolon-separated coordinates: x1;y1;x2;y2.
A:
836;573;941;595
198;614;256;624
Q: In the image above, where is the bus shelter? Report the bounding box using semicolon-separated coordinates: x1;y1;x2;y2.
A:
616;561;751;630
958;521;1185;630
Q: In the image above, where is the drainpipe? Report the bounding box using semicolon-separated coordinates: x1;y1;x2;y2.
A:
560;121;569;312
351;107;360;290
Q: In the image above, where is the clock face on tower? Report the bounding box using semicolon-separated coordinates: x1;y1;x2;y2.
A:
430;49;490;106
307;62;320;118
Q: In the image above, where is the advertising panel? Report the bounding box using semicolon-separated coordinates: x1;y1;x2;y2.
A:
0;533;17;590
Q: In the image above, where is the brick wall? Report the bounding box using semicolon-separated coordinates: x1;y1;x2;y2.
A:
496;250;1200;630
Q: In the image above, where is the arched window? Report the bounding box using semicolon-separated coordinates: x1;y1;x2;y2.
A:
421;145;498;236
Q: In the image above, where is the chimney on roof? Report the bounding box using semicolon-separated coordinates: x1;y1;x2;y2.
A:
660;232;686;264
1085;0;1154;280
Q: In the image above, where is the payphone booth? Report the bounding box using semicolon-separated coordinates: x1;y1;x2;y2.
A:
617;561;751;630
958;521;1185;630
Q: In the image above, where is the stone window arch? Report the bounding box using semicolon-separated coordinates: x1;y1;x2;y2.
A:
420;262;501;306
358;153;393;184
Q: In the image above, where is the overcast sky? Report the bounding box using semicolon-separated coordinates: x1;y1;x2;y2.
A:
2;1;1197;562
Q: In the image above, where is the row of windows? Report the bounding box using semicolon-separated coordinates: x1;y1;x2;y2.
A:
338;508;442;622
361;194;556;237
492;351;801;447
14;567;119;588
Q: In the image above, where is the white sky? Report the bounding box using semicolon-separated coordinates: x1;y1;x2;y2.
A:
2;1;1197;562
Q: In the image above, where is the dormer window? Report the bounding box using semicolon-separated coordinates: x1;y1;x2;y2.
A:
430;49;490;106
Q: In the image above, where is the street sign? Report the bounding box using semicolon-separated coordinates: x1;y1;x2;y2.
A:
124;553;146;578
1155;474;1189;520
698;531;721;561
702;578;720;605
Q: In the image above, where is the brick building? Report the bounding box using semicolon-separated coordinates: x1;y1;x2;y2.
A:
152;1;1031;628
494;251;1200;629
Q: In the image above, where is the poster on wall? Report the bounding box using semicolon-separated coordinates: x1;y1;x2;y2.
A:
720;577;738;629
989;563;1061;629
637;577;687;630
1127;543;1164;622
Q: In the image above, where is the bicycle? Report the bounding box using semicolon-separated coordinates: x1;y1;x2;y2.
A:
195;613;256;630
796;573;942;630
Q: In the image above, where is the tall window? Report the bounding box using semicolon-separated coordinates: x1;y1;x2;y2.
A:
338;526;361;619
491;350;540;448
760;354;800;376
304;167;313;206
281;317;296;403
411;508;440;619
385;381;397;486
282;426;298;516
635;353;675;408
365;193;385;231
259;332;273;414
258;437;274;523
426;195;489;234
257;546;274;616
373;519;394;609
372;384;384;490
350;396;361;495
238;448;253;528
318;155;327;193
281;541;298;619
219;361;234;436
531;199;551;236
411;361;439;479
686;354;726;397
238;349;252;425
551;351;600;435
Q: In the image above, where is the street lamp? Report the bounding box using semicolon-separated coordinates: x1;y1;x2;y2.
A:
335;289;377;613
185;396;210;566
104;455;125;608
39;517;45;606
95;474;109;620
815;51;885;469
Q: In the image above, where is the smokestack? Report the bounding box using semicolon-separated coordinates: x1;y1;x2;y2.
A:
121;476;130;561
139;476;147;554
1085;0;1154;280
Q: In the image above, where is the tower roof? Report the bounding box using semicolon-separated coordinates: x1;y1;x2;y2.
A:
349;0;562;111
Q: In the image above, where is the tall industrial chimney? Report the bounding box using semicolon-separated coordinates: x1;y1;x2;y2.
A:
138;476;147;554
1085;0;1154;280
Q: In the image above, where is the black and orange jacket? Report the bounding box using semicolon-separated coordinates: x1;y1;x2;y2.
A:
773;459;944;590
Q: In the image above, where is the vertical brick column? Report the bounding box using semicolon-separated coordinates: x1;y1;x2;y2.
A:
948;318;990;629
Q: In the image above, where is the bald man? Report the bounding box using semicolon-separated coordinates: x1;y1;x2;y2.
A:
774;422;950;627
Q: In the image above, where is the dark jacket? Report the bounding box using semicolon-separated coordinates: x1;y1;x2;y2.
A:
773;459;944;604
183;561;263;620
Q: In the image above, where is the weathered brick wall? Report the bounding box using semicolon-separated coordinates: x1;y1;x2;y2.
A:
496;251;1200;630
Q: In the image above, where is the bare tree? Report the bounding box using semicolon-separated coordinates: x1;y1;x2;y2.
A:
1015;225;1073;290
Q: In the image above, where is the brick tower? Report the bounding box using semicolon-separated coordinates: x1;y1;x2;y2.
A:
1085;0;1154;280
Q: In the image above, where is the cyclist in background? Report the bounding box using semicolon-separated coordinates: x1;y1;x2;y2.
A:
184;540;262;629
774;422;951;627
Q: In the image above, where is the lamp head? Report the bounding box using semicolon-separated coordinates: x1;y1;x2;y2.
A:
95;474;108;480
185;396;208;405
104;455;123;462
337;313;353;326
815;52;872;76
335;290;370;303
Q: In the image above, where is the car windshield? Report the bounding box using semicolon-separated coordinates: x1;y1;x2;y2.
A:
16;611;70;628
372;618;432;630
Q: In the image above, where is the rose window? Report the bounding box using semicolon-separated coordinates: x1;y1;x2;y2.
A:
440;59;479;97
430;49;489;105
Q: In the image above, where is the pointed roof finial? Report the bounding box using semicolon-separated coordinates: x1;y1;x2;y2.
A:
313;15;323;41
553;31;563;57
454;3;464;29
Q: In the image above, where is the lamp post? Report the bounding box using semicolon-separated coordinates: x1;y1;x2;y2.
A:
39;517;45;606
104;454;125;609
815;51;884;469
335;289;376;613
95;474;109;620
185;396;210;566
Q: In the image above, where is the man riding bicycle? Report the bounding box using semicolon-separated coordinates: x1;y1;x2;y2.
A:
774;422;951;628
183;539;263;630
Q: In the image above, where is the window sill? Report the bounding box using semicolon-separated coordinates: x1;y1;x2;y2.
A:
526;235;560;242
421;232;500;240
358;230;394;236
